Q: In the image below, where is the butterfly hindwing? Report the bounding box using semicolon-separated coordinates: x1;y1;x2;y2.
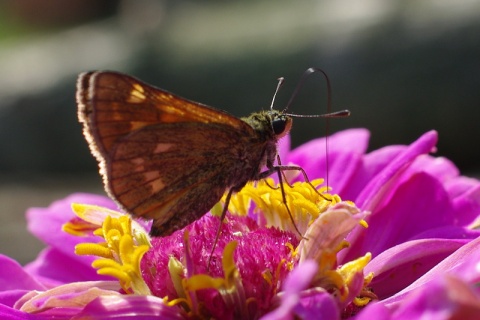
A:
108;122;253;235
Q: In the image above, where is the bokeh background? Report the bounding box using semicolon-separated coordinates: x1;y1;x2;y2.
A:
1;0;479;264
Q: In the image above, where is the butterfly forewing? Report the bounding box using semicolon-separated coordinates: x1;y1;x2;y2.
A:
78;72;252;155
77;71;262;236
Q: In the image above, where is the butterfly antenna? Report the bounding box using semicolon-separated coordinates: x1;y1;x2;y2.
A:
322;68;332;189
270;77;285;110
282;68;346;189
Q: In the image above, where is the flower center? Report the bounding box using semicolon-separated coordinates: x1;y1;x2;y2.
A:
219;178;343;236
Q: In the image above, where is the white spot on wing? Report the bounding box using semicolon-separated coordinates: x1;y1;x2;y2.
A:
144;171;165;193
127;83;146;103
154;143;174;154
131;157;145;172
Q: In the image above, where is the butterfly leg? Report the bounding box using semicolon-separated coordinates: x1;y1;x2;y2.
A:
207;188;235;270
262;156;294;190
275;155;295;189
257;162;333;239
269;164;331;201
257;166;306;239
264;178;280;190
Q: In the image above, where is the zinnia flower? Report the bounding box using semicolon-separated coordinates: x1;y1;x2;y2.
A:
1;128;479;319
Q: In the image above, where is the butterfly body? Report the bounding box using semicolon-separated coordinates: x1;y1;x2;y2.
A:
77;71;292;236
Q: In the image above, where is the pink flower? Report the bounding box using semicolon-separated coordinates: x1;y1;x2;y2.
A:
1;129;479;319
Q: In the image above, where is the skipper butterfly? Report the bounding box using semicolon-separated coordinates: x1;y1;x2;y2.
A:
77;70;349;237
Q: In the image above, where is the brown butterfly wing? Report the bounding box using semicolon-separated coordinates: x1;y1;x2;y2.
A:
109;122;253;236
77;71;250;158
77;71;259;235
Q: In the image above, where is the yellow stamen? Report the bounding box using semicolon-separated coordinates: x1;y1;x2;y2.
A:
75;243;113;259
69;204;152;295
62;218;98;236
224;178;344;236
180;241;249;319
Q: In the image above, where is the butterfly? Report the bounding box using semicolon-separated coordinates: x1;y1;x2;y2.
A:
76;69;349;237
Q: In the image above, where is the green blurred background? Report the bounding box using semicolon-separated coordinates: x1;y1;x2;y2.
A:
1;0;479;264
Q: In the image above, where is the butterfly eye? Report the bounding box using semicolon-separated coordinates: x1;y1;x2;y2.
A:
272;116;292;138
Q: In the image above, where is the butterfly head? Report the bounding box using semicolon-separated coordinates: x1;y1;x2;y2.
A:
242;109;293;143
269;109;292;140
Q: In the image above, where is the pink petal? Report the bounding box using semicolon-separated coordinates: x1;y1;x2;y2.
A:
74;295;185;319
365;238;467;299
287;128;370;193
0;255;44;292
27;193;116;254
452;183;480;227
341;145;405;201
356;130;438;210
390;275;480;319
261;260;326;320
16;281;121;314
354;302;392;320
342;172;453;261
24;248;111;287
382;235;480;307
